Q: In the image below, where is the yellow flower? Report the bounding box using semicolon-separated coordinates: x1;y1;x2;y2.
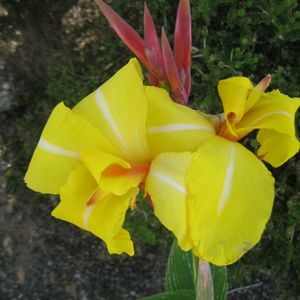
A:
217;76;300;167
25;58;214;256
180;75;300;265
25;58;299;266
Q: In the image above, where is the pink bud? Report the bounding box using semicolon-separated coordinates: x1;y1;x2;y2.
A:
144;3;165;81
161;28;187;104
94;0;150;71
256;74;271;92
174;0;192;97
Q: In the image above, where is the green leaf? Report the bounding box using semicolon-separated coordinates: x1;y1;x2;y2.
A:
136;225;157;245
164;241;196;292
211;264;228;300
164;241;228;300
139;290;195;300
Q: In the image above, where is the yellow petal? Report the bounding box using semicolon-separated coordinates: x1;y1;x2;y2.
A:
73;58;150;163
88;191;135;256
257;129;300;167
238;90;300;136
25;102;115;194
145;152;193;251
218;77;253;119
145;86;215;157
101;164;148;197
186;136;275;266
80;147;130;183
80;147;145;196
24;148;79;194
236;90;300;164
52;164;134;256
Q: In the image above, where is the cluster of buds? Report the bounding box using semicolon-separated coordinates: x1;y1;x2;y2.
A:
95;0;191;104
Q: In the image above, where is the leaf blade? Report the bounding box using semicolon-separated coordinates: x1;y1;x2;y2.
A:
140;290;195;300
211;264;228;300
165;241;196;292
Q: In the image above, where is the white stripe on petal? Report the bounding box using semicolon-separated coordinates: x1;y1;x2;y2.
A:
95;89;128;149
147;124;213;134
83;188;102;229
217;144;234;215
83;205;95;229
247;111;293;126
152;171;186;195
38;138;80;158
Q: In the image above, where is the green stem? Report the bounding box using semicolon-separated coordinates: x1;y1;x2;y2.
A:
196;258;214;300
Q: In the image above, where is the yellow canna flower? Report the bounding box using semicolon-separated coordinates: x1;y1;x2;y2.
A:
178;75;300;266
217;76;300;167
25;58;214;255
25;58;299;266
152;75;299;266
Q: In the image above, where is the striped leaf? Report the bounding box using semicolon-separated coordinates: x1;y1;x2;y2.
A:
211;264;228;300
165;241;228;300
165;241;196;292
140;290;195;300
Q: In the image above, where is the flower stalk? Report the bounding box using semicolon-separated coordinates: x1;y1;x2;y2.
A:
196;258;214;300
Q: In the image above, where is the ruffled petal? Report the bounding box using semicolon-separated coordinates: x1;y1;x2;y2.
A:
80;147;146;196
257;129;300;167
145;86;215;157
218;77;253;120
24;102;115;194
73;58;150;163
88;191;135;256
52;164;134;256
237;90;300;136
236;90;300;166
186;136;275;266
145;152;193;250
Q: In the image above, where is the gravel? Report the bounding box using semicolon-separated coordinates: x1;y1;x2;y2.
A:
0;188;168;300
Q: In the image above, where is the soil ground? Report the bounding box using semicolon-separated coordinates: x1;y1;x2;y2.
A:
0;182;168;300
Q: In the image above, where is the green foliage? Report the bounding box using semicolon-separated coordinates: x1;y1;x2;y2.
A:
164;242;228;300
140;290;195;300
211;265;228;300
165;241;196;292
0;0;299;298
124;192;172;247
190;0;300;113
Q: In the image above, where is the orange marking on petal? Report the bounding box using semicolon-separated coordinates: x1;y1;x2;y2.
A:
130;164;150;176
87;189;100;206
217;112;236;137
227;112;236;123
102;163;150;180
102;164;129;177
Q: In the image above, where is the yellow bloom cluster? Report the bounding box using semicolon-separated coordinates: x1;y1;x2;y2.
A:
25;59;300;265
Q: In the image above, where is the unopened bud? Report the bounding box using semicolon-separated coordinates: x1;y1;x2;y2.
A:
256;74;271;92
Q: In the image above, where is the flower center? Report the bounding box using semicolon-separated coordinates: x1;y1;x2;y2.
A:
216;112;239;141
102;163;150;181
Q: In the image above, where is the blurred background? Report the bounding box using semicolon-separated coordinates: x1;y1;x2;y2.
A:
0;0;299;299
